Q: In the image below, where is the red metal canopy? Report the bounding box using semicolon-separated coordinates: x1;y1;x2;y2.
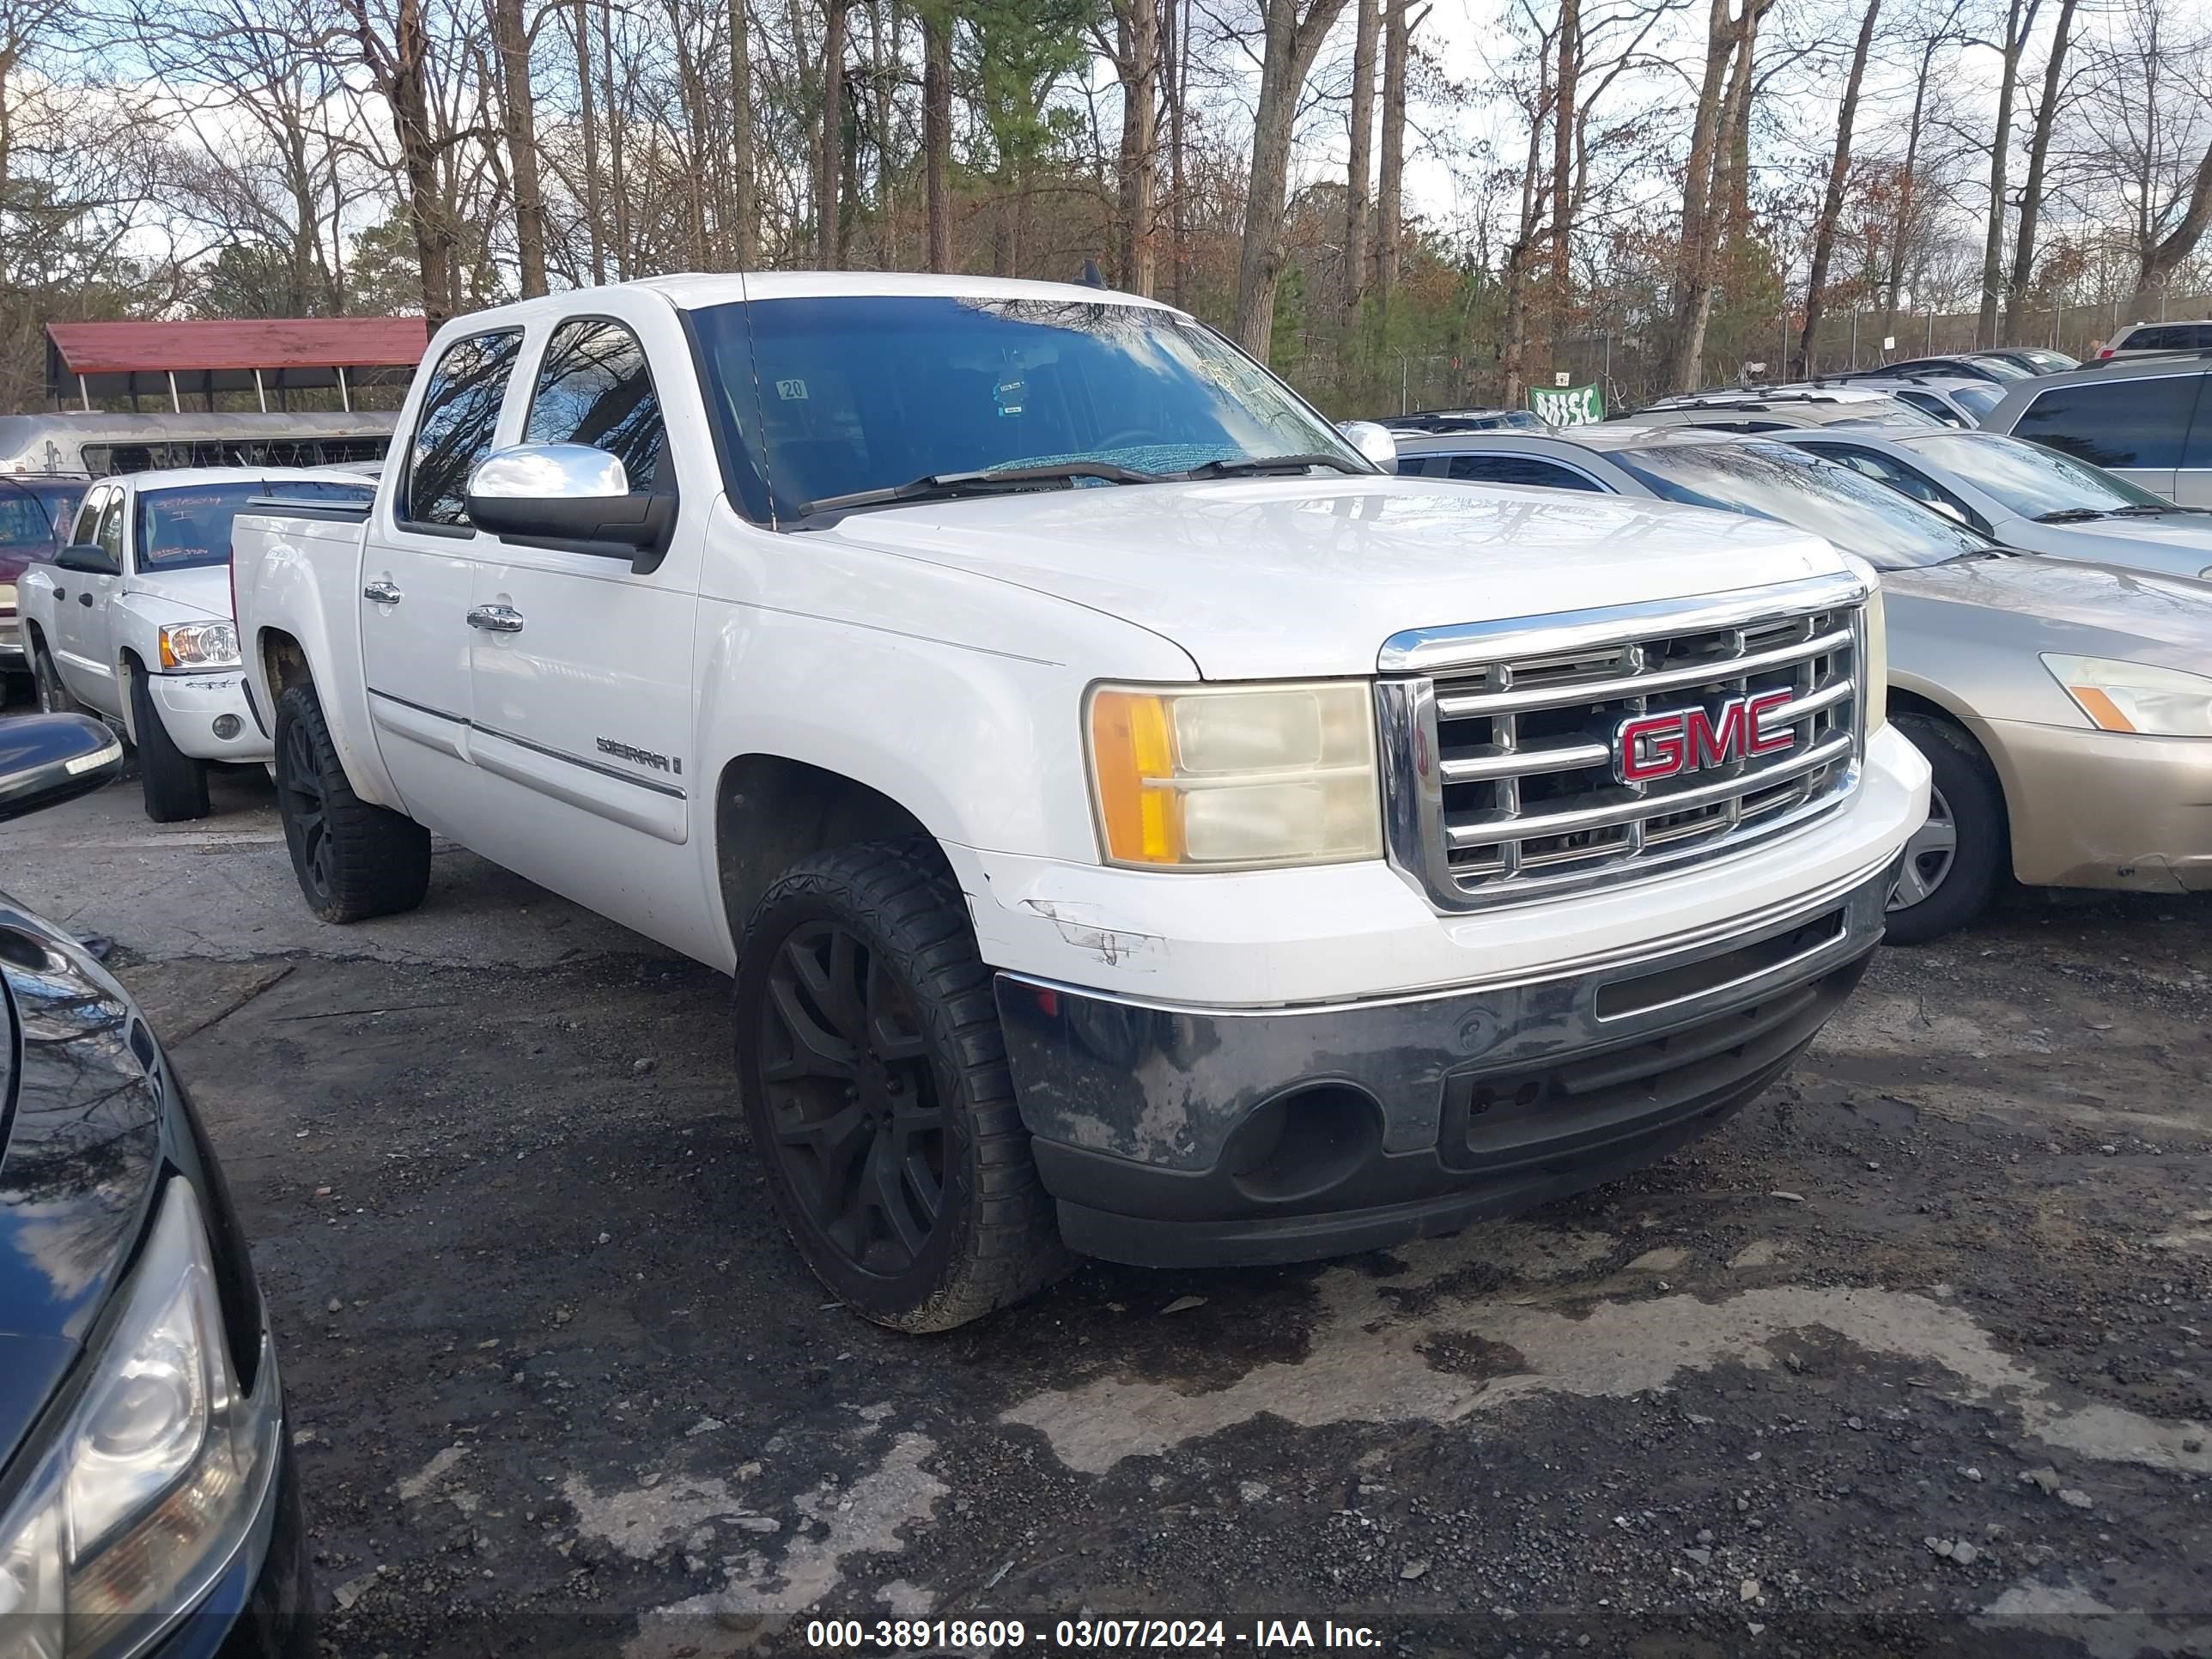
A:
45;317;429;408
46;318;428;376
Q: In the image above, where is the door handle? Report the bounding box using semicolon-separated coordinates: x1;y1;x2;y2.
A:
466;604;525;634
362;579;402;605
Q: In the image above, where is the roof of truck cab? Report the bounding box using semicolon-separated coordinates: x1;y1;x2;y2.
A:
441;273;1185;336
637;270;1181;311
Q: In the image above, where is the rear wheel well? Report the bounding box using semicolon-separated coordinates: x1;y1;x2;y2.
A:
715;756;935;951
261;629;313;696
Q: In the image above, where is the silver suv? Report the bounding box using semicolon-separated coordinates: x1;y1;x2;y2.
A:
2096;320;2212;361
1980;356;2211;505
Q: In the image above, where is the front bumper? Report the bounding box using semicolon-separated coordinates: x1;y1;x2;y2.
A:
0;614;21;671
146;672;273;763
998;854;1895;1268
1974;715;2212;893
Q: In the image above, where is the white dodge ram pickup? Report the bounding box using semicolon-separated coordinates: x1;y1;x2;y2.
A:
232;273;1928;1329
19;467;374;820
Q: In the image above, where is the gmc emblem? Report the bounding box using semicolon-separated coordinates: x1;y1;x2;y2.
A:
1615;690;1796;784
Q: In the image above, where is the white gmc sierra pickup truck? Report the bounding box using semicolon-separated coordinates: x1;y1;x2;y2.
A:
231;273;1928;1329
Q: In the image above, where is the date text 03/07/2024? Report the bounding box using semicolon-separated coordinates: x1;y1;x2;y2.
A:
803;1618;1382;1650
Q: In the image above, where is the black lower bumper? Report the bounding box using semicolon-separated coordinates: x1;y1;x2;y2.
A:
996;858;1893;1268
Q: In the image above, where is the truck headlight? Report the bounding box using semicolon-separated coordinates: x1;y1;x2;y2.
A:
156;623;240;671
0;581;16;611
1086;682;1382;868
0;1178;279;1659
2042;653;2212;737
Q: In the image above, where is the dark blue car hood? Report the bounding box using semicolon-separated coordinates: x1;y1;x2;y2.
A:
0;896;165;1470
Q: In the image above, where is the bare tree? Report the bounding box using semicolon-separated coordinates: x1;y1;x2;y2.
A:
1231;0;1350;355
1800;0;1881;374
1667;0;1773;389
2000;0;2073;340
815;0;848;265
1547;0;1577;325
1110;0;1159;293
1373;0;1420;304
489;0;547;294
921;3;950;270
731;0;757;265
1973;0;2043;346
1343;0;1377;310
1876;0;1966;347
2126;142;2212;317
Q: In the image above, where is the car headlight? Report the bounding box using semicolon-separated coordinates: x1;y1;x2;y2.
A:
1862;581;1887;733
1086;681;1382;868
2041;653;2212;737
156;623;239;671
0;1178;278;1659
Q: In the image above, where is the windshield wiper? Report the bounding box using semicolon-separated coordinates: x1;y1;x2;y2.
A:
2032;507;2109;524
2111;502;2212;517
799;461;1162;517
1170;453;1369;480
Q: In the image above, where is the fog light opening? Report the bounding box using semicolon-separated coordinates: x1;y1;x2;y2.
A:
212;714;243;740
1223;1083;1382;1205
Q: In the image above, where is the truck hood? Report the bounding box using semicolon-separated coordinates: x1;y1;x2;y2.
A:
829;477;1850;678
1887;553;2212;665
128;564;235;622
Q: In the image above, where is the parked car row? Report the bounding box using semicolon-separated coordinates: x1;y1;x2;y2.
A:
1384;339;2212;939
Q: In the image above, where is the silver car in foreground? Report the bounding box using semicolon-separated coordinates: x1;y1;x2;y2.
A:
1774;428;2212;581
1395;425;2212;939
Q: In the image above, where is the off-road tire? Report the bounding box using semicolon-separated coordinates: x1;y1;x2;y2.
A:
273;681;431;923
128;665;210;823
736;838;1072;1331
1886;713;2007;945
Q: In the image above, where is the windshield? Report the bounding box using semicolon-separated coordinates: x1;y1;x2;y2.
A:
690;295;1364;519
1901;432;2173;518
135;480;371;571
1610;441;1996;568
1968;356;2033;381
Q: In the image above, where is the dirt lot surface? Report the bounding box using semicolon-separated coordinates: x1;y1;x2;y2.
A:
3;763;2209;1658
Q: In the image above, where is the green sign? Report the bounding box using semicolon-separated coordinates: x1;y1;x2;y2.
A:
1528;382;1604;426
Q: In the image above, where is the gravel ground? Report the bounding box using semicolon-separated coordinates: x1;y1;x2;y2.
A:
4;763;2209;1658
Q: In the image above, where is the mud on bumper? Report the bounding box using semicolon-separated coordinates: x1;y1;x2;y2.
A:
996;855;1897;1268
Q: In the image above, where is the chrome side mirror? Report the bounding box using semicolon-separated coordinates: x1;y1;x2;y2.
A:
0;714;124;823
464;443;674;572
1338;420;1399;472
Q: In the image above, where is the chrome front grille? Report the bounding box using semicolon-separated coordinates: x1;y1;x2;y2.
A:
1376;574;1870;911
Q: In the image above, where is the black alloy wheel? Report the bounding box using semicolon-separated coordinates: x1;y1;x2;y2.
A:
280;708;335;908
735;839;1068;1330
270;682;430;923
757;919;949;1278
